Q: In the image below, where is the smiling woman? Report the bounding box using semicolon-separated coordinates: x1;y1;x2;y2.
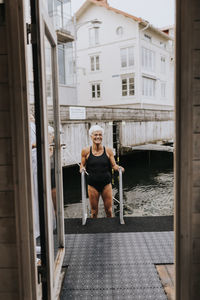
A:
80;125;124;218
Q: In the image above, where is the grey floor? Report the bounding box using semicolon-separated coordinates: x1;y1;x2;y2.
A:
60;231;174;300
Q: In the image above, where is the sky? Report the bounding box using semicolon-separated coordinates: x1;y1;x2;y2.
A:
71;0;175;28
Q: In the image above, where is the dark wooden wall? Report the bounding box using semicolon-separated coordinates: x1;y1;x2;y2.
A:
0;3;19;299
176;0;200;299
0;1;37;299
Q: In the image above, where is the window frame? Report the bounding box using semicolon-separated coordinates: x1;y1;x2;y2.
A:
58;44;66;84
121;74;135;97
160;55;166;74
91;82;101;100
89;27;100;47
142;47;156;72
142;76;156;97
58;43;75;86
120;46;134;68
90;54;100;72
161;81;166;98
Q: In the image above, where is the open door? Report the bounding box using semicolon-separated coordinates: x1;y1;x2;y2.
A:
29;0;65;298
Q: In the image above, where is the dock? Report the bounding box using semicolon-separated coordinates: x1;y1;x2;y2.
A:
125;143;174;153
60;216;174;299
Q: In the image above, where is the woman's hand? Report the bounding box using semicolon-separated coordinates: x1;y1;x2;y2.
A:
80;166;86;173
113;164;125;173
118;166;125;173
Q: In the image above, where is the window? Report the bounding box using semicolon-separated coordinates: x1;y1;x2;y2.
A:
116;26;123;37
160;41;166;49
142;76;156;97
52;0;71;30
90;55;100;71
58;45;65;84
142;47;155;72
89;27;99;46
144;34;152;42
161;82;166;97
121;75;135;96
91;83;101;99
120;46;134;68
161;56;166;74
58;43;75;85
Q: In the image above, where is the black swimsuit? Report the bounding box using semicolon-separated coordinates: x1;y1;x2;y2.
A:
86;146;112;193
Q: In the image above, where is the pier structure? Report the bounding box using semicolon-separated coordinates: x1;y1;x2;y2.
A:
60;217;174;299
59;105;174;166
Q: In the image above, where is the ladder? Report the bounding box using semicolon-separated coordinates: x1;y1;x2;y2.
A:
81;168;125;225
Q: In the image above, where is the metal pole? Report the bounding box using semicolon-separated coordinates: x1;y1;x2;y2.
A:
119;168;125;224
81;171;87;225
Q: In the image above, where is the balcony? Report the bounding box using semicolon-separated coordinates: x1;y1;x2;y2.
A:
48;0;75;43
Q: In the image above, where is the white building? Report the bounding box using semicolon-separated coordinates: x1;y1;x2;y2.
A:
75;0;174;110
26;0;76;106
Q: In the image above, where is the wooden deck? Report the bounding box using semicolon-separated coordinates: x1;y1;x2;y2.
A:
157;264;175;300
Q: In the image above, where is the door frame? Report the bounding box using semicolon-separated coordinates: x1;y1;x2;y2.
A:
30;0;65;298
40;3;65;294
5;0;38;299
6;0;65;298
7;0;194;298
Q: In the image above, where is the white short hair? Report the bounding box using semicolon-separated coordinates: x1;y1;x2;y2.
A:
89;125;104;136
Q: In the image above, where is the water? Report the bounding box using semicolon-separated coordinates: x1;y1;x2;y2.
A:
63;151;174;218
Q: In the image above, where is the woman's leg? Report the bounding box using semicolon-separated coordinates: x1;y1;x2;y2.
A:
88;185;100;218
102;184;113;217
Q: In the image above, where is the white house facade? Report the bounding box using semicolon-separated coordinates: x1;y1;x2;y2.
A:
75;0;174;110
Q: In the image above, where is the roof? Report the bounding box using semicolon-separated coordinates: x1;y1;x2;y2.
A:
159;25;174;31
159;25;174;37
76;0;141;22
75;0;173;40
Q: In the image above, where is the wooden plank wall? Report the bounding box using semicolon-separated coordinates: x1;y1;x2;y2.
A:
0;4;19;299
121;120;174;147
60;105;174;122
61;121;113;166
191;0;200;298
176;0;200;299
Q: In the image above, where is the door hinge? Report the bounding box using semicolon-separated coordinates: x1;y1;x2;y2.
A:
26;23;37;45
0;2;5;25
38;265;47;284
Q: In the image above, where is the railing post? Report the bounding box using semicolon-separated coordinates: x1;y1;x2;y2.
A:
81;170;87;225
119;168;125;224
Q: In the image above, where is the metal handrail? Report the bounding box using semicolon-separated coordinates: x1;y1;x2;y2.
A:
119;168;125;224
81;170;87;225
81;168;124;225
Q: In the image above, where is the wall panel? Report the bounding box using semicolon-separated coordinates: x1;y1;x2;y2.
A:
0;84;9;111
0;5;19;298
191;2;200;300
0;192;15;217
0;269;19;292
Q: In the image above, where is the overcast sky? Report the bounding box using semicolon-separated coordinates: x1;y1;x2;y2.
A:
71;0;175;28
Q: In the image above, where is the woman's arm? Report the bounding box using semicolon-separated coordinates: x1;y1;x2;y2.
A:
80;147;88;173
107;147;125;172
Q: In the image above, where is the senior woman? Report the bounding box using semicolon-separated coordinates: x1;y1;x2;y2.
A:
80;125;124;218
